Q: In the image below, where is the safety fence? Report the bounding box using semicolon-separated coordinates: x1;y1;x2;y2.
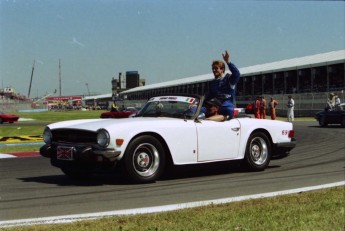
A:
121;92;344;117
237;92;344;117
1;92;343;117
0;98;47;113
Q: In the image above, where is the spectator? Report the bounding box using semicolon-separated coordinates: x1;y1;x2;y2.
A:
269;97;278;120
254;96;260;119
287;95;295;122
259;95;267;119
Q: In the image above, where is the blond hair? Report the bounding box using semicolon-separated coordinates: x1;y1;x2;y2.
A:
212;60;225;71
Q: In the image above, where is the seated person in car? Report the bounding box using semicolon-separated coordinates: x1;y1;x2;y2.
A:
205;98;227;122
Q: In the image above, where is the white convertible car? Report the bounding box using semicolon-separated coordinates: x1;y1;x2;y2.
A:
40;95;296;183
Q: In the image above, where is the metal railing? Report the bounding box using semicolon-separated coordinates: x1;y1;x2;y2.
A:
1;91;343;117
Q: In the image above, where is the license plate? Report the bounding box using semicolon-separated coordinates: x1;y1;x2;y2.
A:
57;146;74;160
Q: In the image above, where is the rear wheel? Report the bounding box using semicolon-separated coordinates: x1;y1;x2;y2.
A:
244;132;271;171
123;135;166;183
341;117;345;127
319;116;328;127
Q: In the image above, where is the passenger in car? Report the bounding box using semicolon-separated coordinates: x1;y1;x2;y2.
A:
334;93;341;110
206;50;241;119
205;98;227;122
325;93;335;111
111;101;119;112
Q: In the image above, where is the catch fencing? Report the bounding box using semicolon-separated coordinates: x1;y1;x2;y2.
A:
121;92;343;117
0;98;47;113
237;92;344;117
1;92;343;117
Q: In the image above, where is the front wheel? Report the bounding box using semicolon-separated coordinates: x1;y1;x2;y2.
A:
123;135;166;183
319;116;328;127
244;132;271;171
60;167;93;179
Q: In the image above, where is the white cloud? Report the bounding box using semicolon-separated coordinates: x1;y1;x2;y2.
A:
71;37;85;47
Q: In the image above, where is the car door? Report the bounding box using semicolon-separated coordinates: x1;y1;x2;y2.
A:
327;110;342;124
196;119;241;162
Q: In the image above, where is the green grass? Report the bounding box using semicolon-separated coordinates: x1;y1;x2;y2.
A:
0;145;41;153
1;186;344;231
0;126;43;137
17;110;104;122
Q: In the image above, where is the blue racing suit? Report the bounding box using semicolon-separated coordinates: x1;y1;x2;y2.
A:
206;62;241;119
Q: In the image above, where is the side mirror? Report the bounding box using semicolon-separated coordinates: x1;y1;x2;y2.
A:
197;113;206;120
129;113;137;118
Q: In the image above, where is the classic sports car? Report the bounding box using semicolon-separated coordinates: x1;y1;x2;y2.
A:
40;95;296;183
314;103;345;127
100;107;139;119
0;112;19;124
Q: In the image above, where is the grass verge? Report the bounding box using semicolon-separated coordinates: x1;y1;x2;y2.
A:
16;110;104;122
1;186;344;231
0;145;41;153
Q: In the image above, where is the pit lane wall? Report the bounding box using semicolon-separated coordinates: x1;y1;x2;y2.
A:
1;92;342;117
121;92;344;117
237;92;344;117
0;98;48;113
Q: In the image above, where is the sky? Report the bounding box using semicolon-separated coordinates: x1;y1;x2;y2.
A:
0;0;344;97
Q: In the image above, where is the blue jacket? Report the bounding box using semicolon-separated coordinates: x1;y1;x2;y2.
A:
206;62;241;107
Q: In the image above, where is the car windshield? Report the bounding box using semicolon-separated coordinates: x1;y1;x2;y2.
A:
136;96;199;119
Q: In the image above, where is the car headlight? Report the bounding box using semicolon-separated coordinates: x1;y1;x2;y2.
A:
97;129;110;147
43;127;52;144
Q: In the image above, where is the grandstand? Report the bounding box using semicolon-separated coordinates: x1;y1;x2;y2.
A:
118;50;345;117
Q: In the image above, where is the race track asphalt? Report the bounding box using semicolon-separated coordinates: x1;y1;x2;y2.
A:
0;121;344;222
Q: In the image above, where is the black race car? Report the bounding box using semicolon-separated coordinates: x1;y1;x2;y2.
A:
315;103;345;127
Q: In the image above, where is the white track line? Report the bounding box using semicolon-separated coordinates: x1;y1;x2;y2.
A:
0;181;344;228
0;154;16;158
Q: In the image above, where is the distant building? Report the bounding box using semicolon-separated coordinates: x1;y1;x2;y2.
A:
126;71;139;89
139;78;145;87
111;71;145;96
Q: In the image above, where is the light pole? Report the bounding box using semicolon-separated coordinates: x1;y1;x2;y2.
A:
85;83;90;96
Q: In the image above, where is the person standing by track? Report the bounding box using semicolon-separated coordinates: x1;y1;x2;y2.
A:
269;97;278;120
259;95;267;119
287;95;295;122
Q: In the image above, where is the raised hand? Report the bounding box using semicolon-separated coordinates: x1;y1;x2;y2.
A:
222;50;230;63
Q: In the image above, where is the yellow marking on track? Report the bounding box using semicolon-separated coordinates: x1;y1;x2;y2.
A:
0;136;43;143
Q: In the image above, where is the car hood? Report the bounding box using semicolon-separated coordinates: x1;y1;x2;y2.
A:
47;117;181;132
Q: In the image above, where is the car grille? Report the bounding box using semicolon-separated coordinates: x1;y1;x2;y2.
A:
51;129;97;144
